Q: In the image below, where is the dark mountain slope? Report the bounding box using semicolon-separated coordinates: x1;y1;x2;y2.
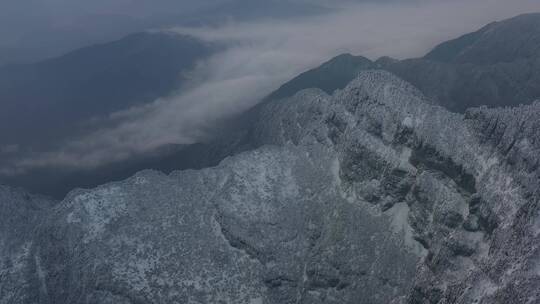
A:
266;54;375;101
0;32;217;146
0;185;56;303
267;13;540;112
0;0;331;67
383;56;540;112
3;13;540;199
425;13;540;64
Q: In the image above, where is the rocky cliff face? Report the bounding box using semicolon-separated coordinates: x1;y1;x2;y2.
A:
1;71;539;303
0;186;55;304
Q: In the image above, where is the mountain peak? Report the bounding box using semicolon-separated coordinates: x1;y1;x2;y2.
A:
424;12;540;64
265;53;375;101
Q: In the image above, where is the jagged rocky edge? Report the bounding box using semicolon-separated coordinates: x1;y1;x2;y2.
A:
31;144;424;304
249;71;540;303
0;185;56;304
1;71;538;304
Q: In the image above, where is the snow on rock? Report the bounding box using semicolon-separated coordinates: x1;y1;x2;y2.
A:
1;71;539;304
0;185;56;304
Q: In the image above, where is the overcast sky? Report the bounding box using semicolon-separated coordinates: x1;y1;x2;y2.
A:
0;1;392;47
0;1;326;45
2;0;540;174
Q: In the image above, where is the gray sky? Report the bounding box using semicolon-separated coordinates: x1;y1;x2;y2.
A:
2;0;540;174
0;1;391;48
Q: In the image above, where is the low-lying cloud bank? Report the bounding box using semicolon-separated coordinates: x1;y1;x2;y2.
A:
4;0;540;174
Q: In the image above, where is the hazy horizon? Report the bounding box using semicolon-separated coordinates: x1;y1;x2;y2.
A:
1;0;540;192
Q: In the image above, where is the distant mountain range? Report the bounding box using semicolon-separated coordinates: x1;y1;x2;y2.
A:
269;13;540;112
1;13;540;199
1;12;540;304
0;32;217;147
0;0;330;67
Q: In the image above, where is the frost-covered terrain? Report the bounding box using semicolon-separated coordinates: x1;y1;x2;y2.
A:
0;186;55;303
1;71;539;303
268;13;540;113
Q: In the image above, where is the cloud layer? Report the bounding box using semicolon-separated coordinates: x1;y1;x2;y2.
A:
5;0;540;174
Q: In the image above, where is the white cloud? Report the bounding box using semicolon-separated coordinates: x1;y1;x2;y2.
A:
5;0;540;173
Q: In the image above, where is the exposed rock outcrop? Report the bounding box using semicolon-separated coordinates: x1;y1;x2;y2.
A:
1;71;538;303
0;186;55;304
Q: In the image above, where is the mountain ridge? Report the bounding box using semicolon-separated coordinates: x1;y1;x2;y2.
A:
266;13;540;112
2;71;538;303
0;31;218;146
425;12;540;64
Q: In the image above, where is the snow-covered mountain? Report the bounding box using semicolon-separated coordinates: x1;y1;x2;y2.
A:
3;13;540;201
2;70;539;303
268;13;540;112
